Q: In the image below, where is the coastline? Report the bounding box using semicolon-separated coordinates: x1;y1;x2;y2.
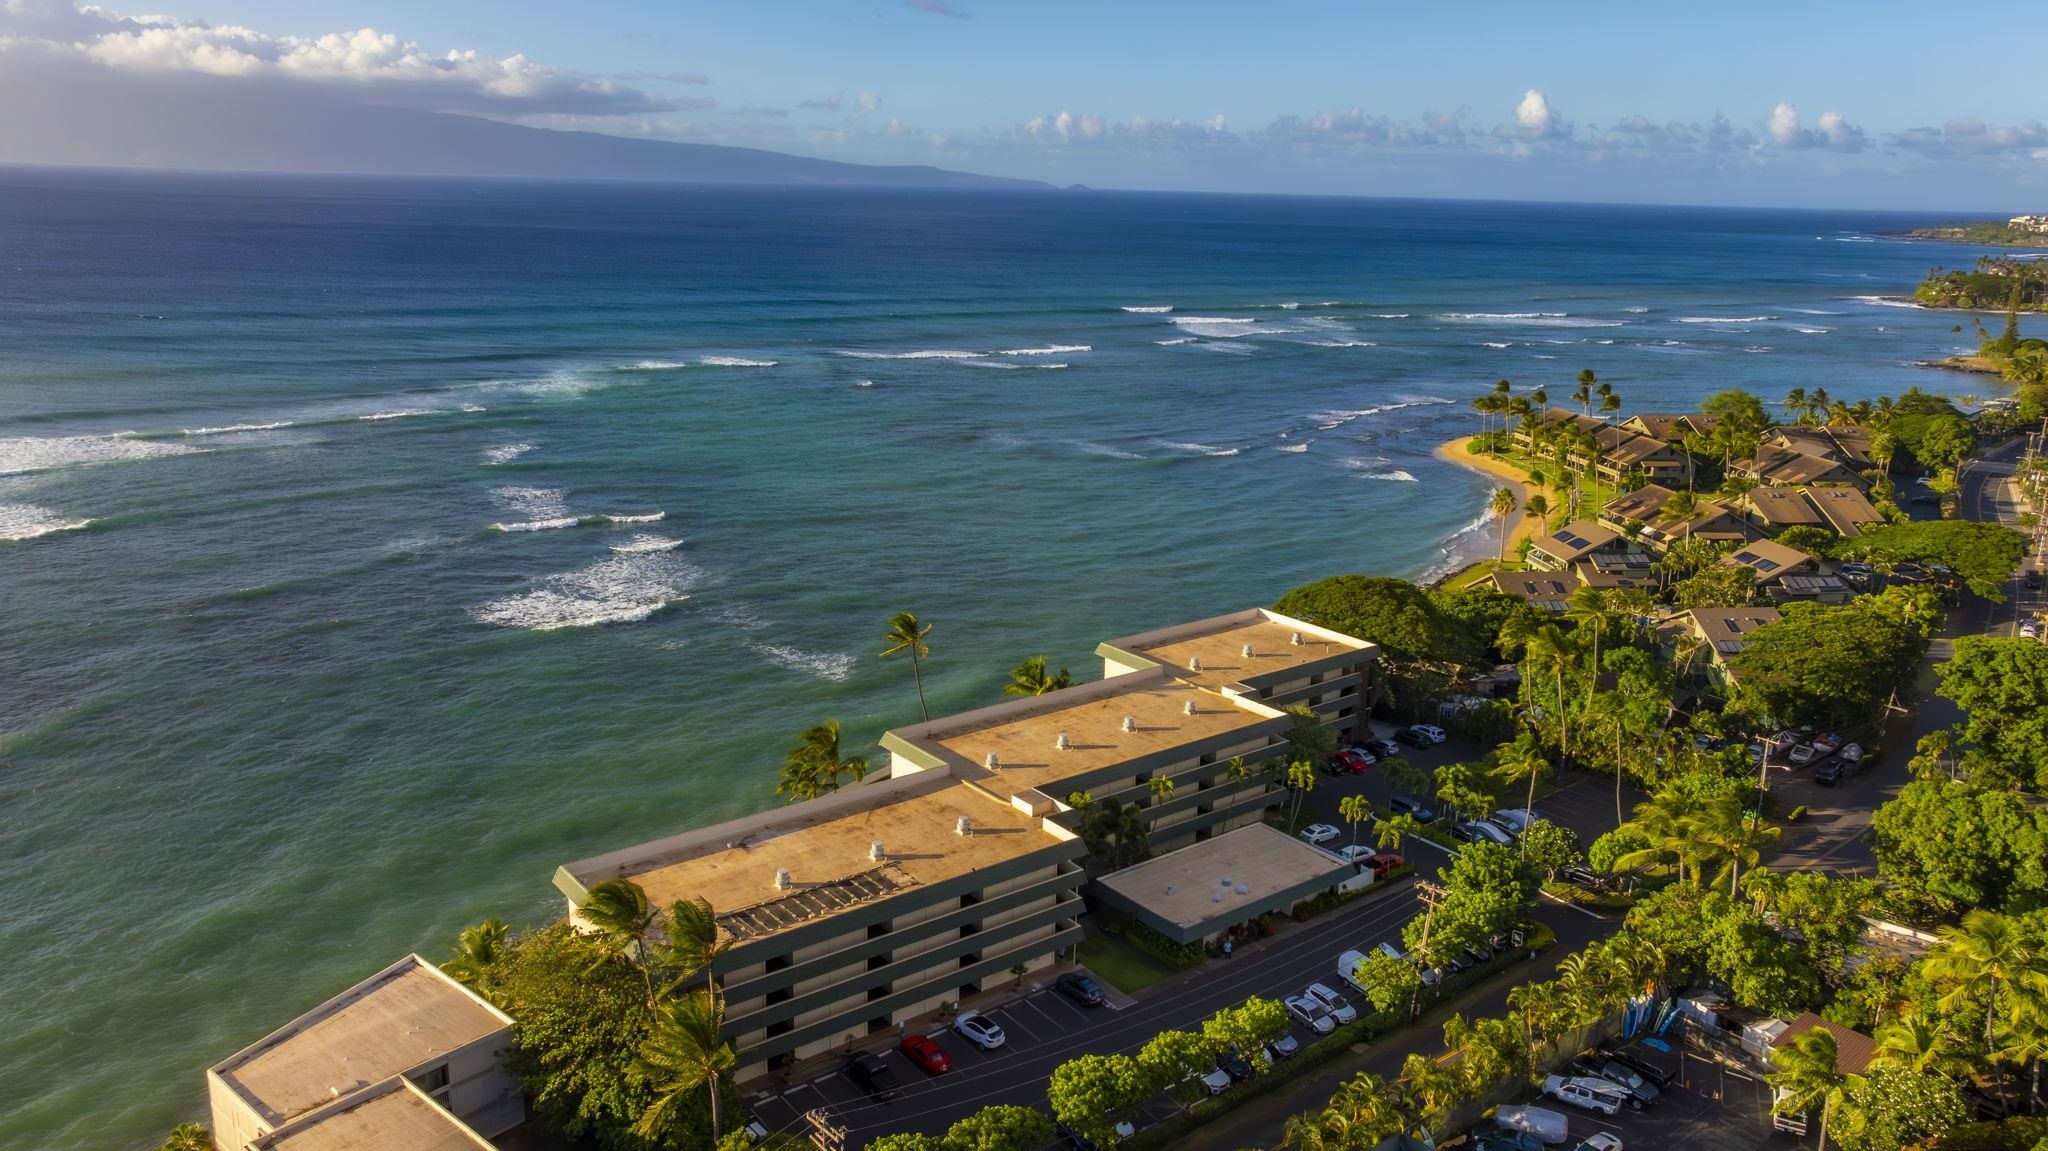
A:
1431;436;1545;587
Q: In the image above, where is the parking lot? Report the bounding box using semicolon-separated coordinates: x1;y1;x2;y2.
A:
1483;1032;1801;1151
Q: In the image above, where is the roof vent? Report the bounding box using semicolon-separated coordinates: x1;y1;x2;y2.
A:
1189;656;1203;672
1056;731;1071;751
1220;876;1233;886
774;868;792;891
956;816;973;836
985;752;1000;769
1236;884;1250;895
1165;884;1175;895
1290;631;1303;646
1121;715;1136;733
869;841;887;861
1183;699;1197;716
1241;643;1255;658
1213;892;1224;903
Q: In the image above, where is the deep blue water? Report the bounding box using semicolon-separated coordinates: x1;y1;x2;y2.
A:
0;168;1998;1148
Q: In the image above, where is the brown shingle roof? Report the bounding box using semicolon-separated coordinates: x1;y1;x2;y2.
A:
1772;1013;1876;1075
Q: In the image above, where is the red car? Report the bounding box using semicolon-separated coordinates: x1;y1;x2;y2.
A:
1335;749;1373;774
898;1034;953;1076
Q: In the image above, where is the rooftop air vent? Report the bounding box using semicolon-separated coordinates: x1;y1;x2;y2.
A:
956;816;973;836
774;868;792;891
1121;715;1136;733
1290;631;1303;646
1056;731;1071;751
985;752;1000;769
1213;892;1224;903
1189;656;1203;672
1183;699;1197;716
1236;884;1250;894
869;841;887;862
1241;643;1254;658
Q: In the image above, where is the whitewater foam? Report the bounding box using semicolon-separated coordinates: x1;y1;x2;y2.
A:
483;443;537;465
1067;441;1146;460
0;435;203;476
469;553;700;631
493;486;569;518
1370;314;1412;319
1277;442;1310;453
1121;305;1174;313
0;504;93;541
1676;315;1776;323
610;534;684;554
1622;306;1650;313
359;409;439;421
624;360;687;371
181;421;293;436
460;403;488;412
1309;340;1378;348
493;517;580;532
1359;469;1418;482
1480;341;1511;349
1850;295;1926;310
1791;326;1831;335
597;512;666;525
751;642;857;682
1155;337;1197;346
996;344;1091;356
835;349;984;360
1154;439;1242;457
700;356;778;367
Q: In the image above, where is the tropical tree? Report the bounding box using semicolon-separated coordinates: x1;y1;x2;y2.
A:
778;718;869;803
1491;486;1518;565
1006;655;1072;698
1573;369;1596;416
1523;492;1550;527
881;610;934;721
1924;909;2048;1047
1049;1053;1151;1147
1562;585;1610;702
1495;739;1550;856
1376;811;1424;854
653;896;730;1004
1139;1030;1214;1109
1339;794;1374;850
158;1126;211;1151
1520;622;1576;763
631;989;736;1142
579;879;658;1001
1396;1052;1466;1136
1285;761;1318;829
443;917;509;990
1148;776;1176;806
1869;1010;1970;1078
945;1104;1055;1151
1768;1027;1847;1151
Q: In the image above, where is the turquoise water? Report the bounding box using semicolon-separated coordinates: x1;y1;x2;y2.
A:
0;169;1994;1147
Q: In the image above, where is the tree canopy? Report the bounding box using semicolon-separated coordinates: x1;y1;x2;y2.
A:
1935;637;2048;790
1871;780;2048;915
1726;595;1927;730
1847;520;2028;601
1274;576;1488;713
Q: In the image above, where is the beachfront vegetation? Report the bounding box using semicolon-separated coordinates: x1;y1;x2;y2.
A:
1005;654;1073;697
777;718;871;802
882;610;935;721
157;1125;211;1151
1917;254;2048;310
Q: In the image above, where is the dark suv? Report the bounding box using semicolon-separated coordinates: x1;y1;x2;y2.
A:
844;1052;900;1100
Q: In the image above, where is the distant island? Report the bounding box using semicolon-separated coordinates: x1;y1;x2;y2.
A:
1904;215;2048;249
1915;255;2048;313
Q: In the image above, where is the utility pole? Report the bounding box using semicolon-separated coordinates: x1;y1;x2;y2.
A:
1408;881;1447;1023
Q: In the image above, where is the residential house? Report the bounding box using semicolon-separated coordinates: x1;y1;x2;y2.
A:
1744;486;1826;533
1573;552;1657;593
1732;445;1864;489
1673;606;1782;687
1807;487;1885;537
1768;425;1874;468
1527;520;1626;572
1721;539;1822;595
1490;571;1579;612
1598;484;1750;551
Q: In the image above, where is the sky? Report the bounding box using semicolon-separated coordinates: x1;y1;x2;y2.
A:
4;0;2048;208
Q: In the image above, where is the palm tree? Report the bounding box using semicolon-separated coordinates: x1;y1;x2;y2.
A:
1376;811;1423;853
1396;1052;1466;1136
1339;794;1373;849
1521;623;1576;764
779;719;869;803
1768;1027;1846;1151
1491;487;1519;565
881;610;934;721
1573;369;1595;416
1495;739;1549;858
1285;761;1317;829
1870;1011;1970;1077
1508;981;1570;1053
159;1125;212;1151
631;989;737;1142
1563;585;1611;702
1615;787;1703;886
654;896;730;1004
1523;492;1550;530
1005;654;1071;697
580;878;658;1001
1926;909;2048;1047
1084;797;1150;868
1689;794;1780;897
1148;775;1176;806
442;917;509;990
1599;391;1621;420
1784;386;1809;423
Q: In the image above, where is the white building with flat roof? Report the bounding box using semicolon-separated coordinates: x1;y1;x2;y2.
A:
207;955;520;1151
245;1076;498;1151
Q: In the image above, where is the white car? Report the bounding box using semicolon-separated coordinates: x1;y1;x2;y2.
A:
1337;949;1373;993
1195;1067;1233;1096
1788;744;1817;766
1285;993;1337;1034
1489;808;1543;836
1304;981;1359;1024
1576;1134;1624;1151
1839;742;1864;763
1409;724;1448;745
1330;844;1377;865
2024;620;2041;641
1300;823;1341;846
952;1011;1006;1050
1543;1075;1626;1116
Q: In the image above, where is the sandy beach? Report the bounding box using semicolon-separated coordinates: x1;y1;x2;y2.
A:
1435;436;1547;566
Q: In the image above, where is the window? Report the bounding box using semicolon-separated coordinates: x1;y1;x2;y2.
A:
415;1065;450;1092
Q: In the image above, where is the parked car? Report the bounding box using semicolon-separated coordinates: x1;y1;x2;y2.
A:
1445;951;1472;974
1300;822;1341;845
1362;849;1405;878
741;1117;771;1145
1464;942;1494;964
1408;723;1449;745
2026;568;2044;591
1453;820;1514;846
1543;1075;1627;1116
897;1033;953;1075
1814;756;1862;786
1596;1044;1677;1088
845;1052;901;1100
1305;981;1359;1024
1267;1033;1300;1059
1573;1135;1624;1151
1839;742;1865;763
1489;808;1544;836
1787;743;1817;766
1476;1133;1548;1151
2025;620;2042;641
1330;843;1377;865
1359;738;1400;760
1811;734;1843;756
1558;865;1608;891
1495;1103;1571;1145
1322;750;1371;775
1055;972;1105;1007
1745;742;1766;766
952;1011;1006;1050
1374;941;1406;962
1388;793;1439;822
1055;1121;1096;1151
1286;993;1337;1034
1195;1067;1233;1096
1215;1050;1256;1082
1587;1059;1661;1106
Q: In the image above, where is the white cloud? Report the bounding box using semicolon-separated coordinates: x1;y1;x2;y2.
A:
1516;89;1558;134
856;90;880;114
5;3;672;115
1891;117;2048;160
1764;101;1865;151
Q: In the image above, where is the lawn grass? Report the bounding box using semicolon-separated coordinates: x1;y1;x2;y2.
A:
1078;933;1184;994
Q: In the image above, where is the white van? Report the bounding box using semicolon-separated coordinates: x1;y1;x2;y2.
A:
1337;949;1371;994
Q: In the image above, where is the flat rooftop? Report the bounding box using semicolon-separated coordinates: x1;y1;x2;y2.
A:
213;958;510;1128
917;673;1282;798
562;773;1065;944
251;1079;492;1151
1096;823;1349;932
1099;608;1373;693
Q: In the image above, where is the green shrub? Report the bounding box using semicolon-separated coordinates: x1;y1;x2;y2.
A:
1935;1117;2048;1151
1121;921;1205;968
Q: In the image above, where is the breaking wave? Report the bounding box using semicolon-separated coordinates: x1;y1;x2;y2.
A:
611;534;684;554
0;504;93;541
469;553;701;631
1121;305;1174;313
182;421;293;435
700;356;778;367
1676;315;1776;323
996;344;1091;356
1153;439;1242;457
0;434;203;476
622;360;687;371
750;643;857;682
1155;337;1197;346
483;443;537;465
1359;469;1418;482
358;409;440;421
1308;340;1377;348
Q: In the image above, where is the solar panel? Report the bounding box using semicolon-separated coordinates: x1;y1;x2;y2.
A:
717;863;919;941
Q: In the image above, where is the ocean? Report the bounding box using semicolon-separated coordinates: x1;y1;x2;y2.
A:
0;167;1997;1148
